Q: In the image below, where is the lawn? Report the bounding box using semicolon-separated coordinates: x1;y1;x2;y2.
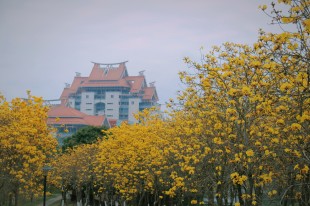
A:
19;193;61;206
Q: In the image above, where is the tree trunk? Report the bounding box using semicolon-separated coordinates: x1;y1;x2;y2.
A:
76;189;83;206
8;193;13;206
89;184;94;206
138;191;146;206
61;189;66;206
14;188;19;206
237;185;244;206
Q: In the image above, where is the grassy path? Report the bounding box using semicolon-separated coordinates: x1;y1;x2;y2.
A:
36;194;62;206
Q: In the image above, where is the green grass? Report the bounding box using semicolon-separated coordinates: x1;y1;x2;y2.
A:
19;192;61;206
49;201;75;206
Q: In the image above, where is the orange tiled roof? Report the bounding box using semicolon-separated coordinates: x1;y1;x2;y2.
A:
88;63;126;81
124;76;145;93
143;87;158;100
71;77;87;91
48;105;87;117
47;105;105;126
60;88;71;100
60;77;87;99
81;79;130;88
84;116;106;126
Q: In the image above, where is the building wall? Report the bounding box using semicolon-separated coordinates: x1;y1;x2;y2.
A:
80;92;95;115
128;97;141;124
105;91;120;119
68;97;75;108
94;100;105;116
70;91;156;124
119;95;129;120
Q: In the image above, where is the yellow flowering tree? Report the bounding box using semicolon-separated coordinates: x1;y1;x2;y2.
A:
51;143;99;206
95;110;168;205
172;0;310;203
94;109;209;205
0;92;58;206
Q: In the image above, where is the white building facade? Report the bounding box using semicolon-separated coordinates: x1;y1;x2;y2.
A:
60;61;159;124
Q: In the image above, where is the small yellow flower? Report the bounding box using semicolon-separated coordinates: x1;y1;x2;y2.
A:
301;165;309;174
291;123;301;131
241;86;251;96
260;4;267;10
280;82;293;92
246;149;254;157
294;164;299;170
295;192;302;199
191;199;198;204
281;16;294;23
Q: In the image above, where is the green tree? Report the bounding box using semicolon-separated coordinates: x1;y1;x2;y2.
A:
62;126;108;151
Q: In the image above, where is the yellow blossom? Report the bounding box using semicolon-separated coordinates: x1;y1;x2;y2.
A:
246;149;254;157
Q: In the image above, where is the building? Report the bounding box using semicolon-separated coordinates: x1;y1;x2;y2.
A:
47;105;111;145
60;61;159;124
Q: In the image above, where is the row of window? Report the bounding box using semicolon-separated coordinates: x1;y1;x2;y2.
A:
84;93;143;101
84;102;114;105
84;87;130;93
82;101;135;106
85;94;117;99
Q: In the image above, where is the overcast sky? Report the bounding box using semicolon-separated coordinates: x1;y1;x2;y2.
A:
0;0;281;105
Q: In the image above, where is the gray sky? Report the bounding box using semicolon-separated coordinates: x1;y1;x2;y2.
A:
0;0;279;105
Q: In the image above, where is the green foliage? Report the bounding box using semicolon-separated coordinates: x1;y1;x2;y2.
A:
62;126;108;151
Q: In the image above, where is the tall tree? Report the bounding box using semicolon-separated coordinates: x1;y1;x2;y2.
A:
0;92;58;206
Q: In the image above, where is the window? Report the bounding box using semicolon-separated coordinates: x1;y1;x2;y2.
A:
95;102;105;114
107;109;113;111
107;103;113;105
111;95;114;98
119;114;128;119
86;95;89;98
86;103;92;105
131;101;135;105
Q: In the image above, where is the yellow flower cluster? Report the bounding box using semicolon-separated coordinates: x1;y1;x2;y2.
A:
230;172;248;185
0;92;58;200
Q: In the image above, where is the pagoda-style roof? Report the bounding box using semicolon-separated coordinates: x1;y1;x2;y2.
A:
60;61;158;101
143;87;158;101
88;62;128;81
124;76;146;93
